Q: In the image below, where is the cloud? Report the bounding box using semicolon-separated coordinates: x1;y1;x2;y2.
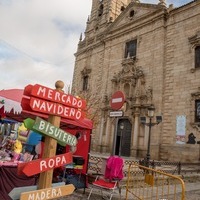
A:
0;0;91;90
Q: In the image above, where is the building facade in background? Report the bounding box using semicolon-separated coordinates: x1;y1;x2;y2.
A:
72;0;200;162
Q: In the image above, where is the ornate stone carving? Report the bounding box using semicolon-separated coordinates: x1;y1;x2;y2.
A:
158;0;166;7
81;67;91;76
111;63;153;109
191;87;200;100
188;31;200;47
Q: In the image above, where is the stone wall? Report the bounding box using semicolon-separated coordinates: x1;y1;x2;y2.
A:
72;1;200;162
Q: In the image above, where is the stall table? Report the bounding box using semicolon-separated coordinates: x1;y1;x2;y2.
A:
0;164;37;200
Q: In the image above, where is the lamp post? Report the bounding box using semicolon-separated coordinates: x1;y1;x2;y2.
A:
140;105;162;167
119;122;124;156
146;105;155;166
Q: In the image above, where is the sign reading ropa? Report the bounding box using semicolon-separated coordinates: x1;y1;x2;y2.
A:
22;84;86;120
19;152;72;177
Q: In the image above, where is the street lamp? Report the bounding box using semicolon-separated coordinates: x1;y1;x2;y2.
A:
119;122;124;156
140;105;162;167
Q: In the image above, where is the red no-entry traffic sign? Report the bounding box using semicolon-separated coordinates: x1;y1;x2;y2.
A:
110;91;125;110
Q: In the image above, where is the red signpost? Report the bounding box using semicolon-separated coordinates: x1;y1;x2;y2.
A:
110;91;125;110
19;80;87;196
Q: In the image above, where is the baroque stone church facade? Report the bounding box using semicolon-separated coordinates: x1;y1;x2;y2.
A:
72;0;200;162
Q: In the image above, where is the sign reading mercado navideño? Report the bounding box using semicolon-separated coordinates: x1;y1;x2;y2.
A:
21;84;86;120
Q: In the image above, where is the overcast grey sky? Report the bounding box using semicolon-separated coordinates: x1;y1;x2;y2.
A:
0;0;192;91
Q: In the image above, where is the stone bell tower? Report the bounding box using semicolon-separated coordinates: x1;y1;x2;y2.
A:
85;0;131;38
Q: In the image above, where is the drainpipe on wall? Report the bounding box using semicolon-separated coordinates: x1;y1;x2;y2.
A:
99;115;105;153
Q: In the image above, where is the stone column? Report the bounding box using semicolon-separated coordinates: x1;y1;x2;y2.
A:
132;94;140;157
132;111;140;157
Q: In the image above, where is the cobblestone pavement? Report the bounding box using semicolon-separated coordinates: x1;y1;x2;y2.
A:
55;181;200;200
55;187;200;200
169;190;200;200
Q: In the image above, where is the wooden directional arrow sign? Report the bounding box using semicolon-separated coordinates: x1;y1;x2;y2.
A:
21;97;85;120
18;152;72;177
9;182;65;200
20;184;75;200
23;84;86;109
23;117;77;146
21;83;87;121
21;82;87;190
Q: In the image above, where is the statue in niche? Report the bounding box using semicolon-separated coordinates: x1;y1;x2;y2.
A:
186;133;196;144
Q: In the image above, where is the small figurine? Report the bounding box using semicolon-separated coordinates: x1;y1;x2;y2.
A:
186;133;196;144
17;123;29;142
12;139;22;161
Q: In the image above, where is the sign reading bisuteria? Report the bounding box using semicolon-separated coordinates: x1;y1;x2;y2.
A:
34;117;77;146
24;117;77;146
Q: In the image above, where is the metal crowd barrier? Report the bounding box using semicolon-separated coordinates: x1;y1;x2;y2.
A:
88;154;200;176
125;163;186;200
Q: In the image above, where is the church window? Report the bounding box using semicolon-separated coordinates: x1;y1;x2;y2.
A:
188;32;200;72
121;6;125;11
124;40;137;58
195;46;200;69
195;100;200;122
98;4;104;17
129;10;135;17
83;75;89;91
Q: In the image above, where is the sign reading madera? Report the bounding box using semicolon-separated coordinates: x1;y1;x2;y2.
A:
25;117;77;146
20;184;75;200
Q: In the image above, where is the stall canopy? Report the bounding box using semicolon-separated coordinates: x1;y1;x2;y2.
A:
0;89;93;130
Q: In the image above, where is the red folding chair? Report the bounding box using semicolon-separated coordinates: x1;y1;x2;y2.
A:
87;156;124;200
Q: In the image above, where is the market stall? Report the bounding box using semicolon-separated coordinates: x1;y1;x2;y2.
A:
0;88;93;199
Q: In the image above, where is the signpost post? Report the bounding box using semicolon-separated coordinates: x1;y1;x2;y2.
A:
17;80;87;199
20;80;86;194
38;81;63;189
110;91;125;157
